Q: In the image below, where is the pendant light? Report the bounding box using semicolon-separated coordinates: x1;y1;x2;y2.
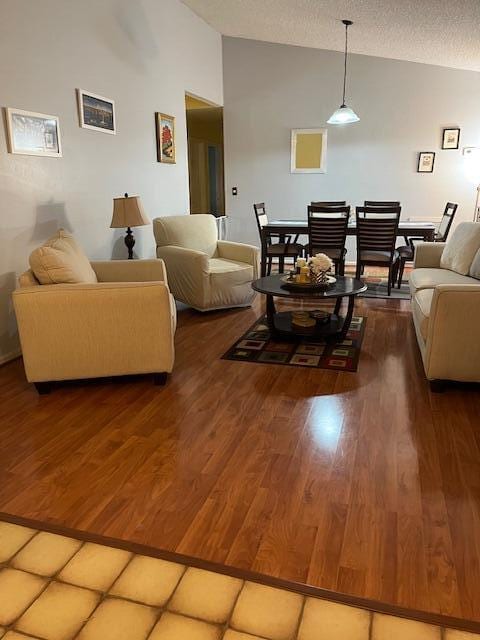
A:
327;19;360;125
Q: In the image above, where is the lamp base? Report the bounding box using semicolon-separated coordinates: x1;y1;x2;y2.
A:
125;227;135;259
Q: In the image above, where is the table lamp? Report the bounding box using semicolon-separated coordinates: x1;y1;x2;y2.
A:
111;193;149;259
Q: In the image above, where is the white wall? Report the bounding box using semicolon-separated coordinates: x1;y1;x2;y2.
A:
0;0;223;362
223;37;480;246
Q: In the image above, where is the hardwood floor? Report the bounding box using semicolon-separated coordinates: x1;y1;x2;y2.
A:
1;296;480;621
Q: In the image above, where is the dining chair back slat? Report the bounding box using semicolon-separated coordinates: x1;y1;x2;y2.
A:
311;200;347;207
364;200;401;208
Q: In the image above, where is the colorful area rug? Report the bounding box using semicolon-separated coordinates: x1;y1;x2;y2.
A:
222;315;366;372
358;275;410;300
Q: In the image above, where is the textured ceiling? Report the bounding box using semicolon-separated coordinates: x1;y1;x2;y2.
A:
182;0;480;72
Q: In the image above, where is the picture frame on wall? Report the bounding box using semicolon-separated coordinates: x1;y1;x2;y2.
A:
77;89;115;134
417;152;435;173
291;128;327;173
442;127;460;150
5;107;62;157
155;113;176;163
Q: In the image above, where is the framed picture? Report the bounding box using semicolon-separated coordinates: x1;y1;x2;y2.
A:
442;127;460;150
155;113;176;163
417;152;435;173
291;128;327;173
77;89;115;134
5;107;62;157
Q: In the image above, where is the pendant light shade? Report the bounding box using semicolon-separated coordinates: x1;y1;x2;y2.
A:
327;19;360;125
327;105;360;125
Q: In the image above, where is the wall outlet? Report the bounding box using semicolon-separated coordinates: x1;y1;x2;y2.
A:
232;187;238;196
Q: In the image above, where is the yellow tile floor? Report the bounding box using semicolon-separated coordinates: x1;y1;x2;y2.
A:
0;520;479;640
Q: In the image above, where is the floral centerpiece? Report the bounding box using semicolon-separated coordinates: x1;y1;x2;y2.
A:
308;253;333;285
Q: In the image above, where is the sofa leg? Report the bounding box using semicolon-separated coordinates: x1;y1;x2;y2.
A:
153;372;168;386
34;382;51;395
429;380;446;393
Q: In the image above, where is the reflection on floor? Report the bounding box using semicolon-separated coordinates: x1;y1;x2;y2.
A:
0;520;477;640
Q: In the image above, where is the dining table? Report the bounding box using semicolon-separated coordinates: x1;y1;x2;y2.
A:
261;218;437;276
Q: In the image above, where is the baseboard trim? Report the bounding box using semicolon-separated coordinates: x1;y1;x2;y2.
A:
0;348;21;366
0;511;479;634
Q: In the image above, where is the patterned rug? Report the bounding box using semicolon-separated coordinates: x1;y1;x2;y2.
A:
358;275;410;300
222;315;366;372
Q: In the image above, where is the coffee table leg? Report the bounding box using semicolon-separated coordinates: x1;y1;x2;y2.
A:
334;297;342;317
266;294;276;333
338;295;355;342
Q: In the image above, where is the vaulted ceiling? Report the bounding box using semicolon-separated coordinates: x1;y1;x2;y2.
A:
182;0;480;72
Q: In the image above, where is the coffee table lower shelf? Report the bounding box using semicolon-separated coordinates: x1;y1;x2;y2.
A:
266;295;355;343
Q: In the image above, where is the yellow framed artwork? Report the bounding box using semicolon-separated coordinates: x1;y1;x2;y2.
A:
155;112;176;164
291;128;327;173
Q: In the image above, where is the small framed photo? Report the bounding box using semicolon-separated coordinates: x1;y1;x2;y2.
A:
442;127;460;150
417;152;435;173
155;113;176;163
77;89;115;134
5;107;62;157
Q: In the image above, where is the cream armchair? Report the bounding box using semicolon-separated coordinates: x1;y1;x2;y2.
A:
153;215;260;311
13;259;176;393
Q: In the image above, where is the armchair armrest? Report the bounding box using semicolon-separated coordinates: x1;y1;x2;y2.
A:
91;259;168;284
425;284;480;381
156;245;209;308
216;241;260;278
414;242;446;268
13;282;175;381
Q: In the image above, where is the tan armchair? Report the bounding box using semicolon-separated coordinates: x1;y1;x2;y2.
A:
13;259;176;393
153;215;259;311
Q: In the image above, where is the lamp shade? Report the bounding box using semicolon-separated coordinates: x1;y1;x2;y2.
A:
327;105;360;125
111;194;149;228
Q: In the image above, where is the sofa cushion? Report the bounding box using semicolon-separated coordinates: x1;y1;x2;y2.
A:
409;267;476;295
29;229;97;285
412;288;434;342
470;249;480;280
440;222;480;275
207;258;253;275
154;215;218;258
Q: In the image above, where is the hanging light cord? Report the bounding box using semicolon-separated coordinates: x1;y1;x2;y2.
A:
342;21;349;107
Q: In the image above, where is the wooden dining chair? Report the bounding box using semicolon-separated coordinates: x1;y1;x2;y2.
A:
307;205;350;275
396;202;458;287
253;203;303;275
356;206;401;296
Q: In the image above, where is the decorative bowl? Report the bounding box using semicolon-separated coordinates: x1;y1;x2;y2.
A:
280;274;336;291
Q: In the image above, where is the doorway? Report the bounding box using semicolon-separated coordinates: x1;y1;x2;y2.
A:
185;93;225;217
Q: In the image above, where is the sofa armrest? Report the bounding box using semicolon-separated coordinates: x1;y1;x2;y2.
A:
216;241;260;278
424;284;480;381
156;245;209;308
91;259;168;284
413;242;446;268
13;282;175;381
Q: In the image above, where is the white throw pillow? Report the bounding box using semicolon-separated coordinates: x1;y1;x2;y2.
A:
470;248;480;280
440;222;480;275
29;229;97;285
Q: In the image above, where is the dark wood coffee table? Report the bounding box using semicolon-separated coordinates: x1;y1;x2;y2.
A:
251;274;367;342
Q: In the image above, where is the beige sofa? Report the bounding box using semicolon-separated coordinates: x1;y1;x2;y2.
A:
154;214;259;311
13;234;176;393
410;222;480;387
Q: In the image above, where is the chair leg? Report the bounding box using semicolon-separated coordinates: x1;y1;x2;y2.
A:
387;266;392;296
355;260;362;281
339;259;345;276
398;258;406;288
267;257;272;275
153;372;168;386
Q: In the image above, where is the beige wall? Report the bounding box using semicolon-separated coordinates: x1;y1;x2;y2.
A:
0;0;223;362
